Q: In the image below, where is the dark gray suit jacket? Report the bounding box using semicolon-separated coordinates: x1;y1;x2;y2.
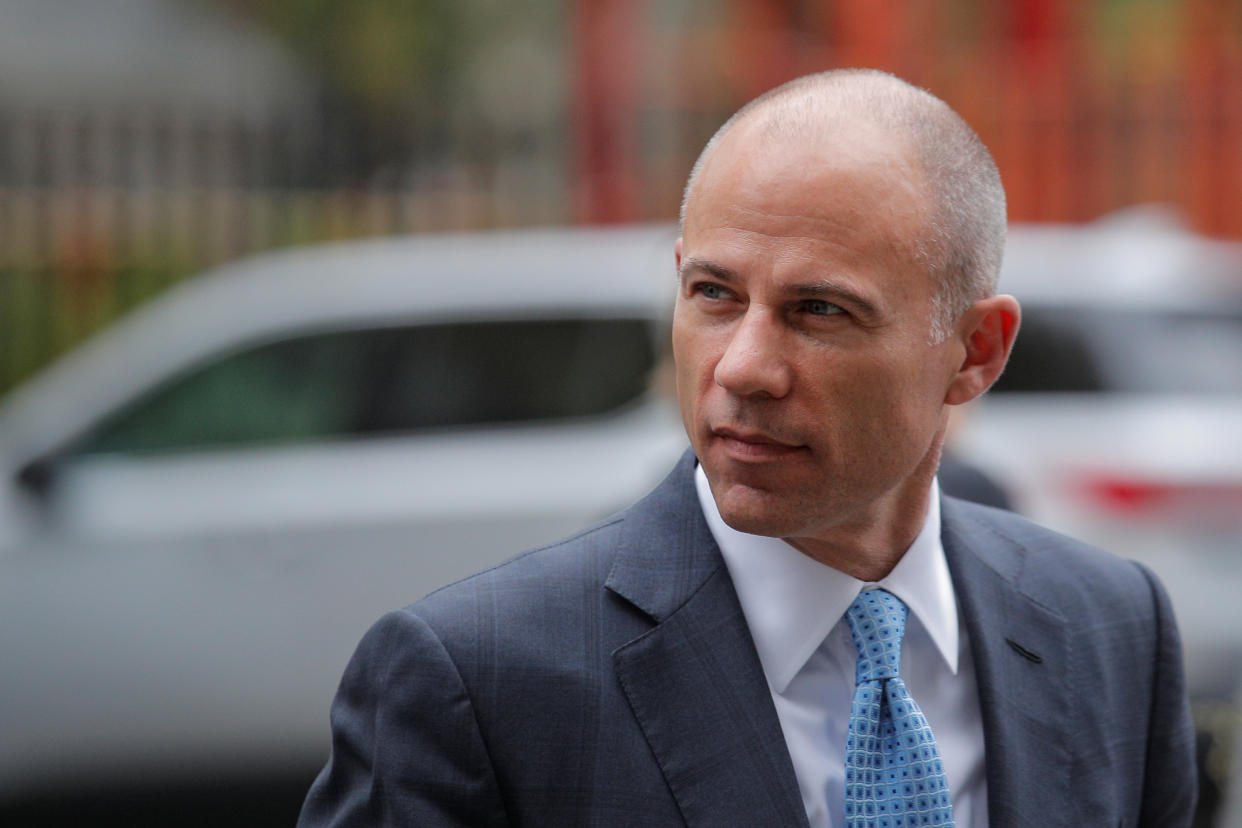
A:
299;452;1197;826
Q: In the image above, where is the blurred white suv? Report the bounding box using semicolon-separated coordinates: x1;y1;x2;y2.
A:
0;225;689;822
3;211;1238;823
953;207;1242;704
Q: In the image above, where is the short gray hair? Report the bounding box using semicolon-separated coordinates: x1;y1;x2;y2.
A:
679;69;1006;342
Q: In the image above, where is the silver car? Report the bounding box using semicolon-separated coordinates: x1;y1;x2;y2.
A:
0;225;689;821
3;213;1237;822
955;207;1242;701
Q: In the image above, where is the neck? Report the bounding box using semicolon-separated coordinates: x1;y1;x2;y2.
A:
785;445;942;582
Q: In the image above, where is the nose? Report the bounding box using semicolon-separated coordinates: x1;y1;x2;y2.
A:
713;307;793;399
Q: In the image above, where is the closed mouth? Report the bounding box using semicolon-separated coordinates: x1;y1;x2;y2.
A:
711;426;802;459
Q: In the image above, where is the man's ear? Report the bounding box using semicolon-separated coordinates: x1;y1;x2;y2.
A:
675;237;683;270
944;295;1021;406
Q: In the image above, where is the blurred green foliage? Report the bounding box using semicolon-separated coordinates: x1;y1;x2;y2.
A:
222;0;465;112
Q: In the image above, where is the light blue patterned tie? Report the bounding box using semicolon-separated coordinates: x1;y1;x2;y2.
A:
843;588;954;827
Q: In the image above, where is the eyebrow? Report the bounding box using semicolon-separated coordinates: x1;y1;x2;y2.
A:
679;256;881;319
679;257;738;283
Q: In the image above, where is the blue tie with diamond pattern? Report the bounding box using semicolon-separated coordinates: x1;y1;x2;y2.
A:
843;588;954;827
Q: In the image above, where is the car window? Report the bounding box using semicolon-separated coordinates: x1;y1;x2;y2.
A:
71;318;657;456
993;306;1242;393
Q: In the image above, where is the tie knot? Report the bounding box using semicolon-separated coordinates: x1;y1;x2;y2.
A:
845;588;908;683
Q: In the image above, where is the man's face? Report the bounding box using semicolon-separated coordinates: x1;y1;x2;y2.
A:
673;118;966;543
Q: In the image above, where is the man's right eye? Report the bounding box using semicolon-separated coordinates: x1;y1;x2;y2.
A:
696;282;729;300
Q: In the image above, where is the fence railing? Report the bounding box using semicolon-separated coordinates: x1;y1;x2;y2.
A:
6;2;1242;396
0;179;570;395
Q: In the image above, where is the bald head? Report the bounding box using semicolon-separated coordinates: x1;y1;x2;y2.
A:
680;69;1006;341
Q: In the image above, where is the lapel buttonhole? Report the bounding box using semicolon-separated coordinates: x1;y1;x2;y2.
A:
1004;637;1043;664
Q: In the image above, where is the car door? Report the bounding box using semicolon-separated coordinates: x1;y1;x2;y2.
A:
0;314;687;798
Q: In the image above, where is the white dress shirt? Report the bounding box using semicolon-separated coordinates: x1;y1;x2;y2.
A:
694;465;988;828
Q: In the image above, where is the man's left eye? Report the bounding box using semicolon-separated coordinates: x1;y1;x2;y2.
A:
804;299;844;316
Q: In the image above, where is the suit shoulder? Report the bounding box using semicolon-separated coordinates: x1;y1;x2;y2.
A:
942;496;1160;615
945;494;1131;570
406;511;632;634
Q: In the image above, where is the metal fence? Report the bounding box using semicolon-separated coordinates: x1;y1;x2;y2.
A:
4;0;1242;396
0;104;571;394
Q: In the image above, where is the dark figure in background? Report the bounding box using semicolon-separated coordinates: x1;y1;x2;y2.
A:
938;452;1012;511
299;70;1196;827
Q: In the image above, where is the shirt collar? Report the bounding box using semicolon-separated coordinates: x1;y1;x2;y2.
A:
694;464;959;694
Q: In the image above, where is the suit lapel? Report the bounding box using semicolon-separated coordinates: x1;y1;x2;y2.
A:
606;453;809;828
605;462;1083;827
941;497;1078;828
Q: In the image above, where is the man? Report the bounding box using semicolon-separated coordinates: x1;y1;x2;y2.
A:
299;70;1196;827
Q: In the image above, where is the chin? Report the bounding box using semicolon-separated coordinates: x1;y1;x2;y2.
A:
719;512;792;539
713;485;803;539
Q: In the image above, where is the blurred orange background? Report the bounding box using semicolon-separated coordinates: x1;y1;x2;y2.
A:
2;0;1240;388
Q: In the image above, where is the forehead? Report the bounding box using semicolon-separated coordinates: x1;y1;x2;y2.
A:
683;116;932;272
